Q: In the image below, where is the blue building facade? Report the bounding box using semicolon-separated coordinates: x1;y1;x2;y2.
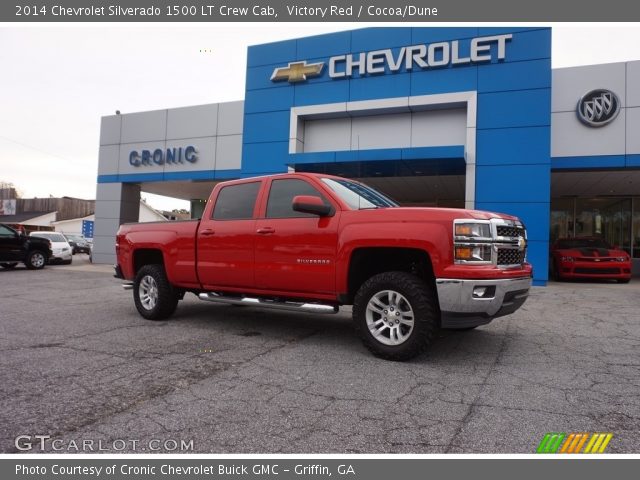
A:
241;27;552;284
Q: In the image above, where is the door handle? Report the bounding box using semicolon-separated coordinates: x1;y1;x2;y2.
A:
200;229;215;236
256;227;275;234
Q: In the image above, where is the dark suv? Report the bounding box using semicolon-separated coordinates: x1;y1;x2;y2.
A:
0;224;52;270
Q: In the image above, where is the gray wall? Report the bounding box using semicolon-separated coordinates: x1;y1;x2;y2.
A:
94;101;244;264
303;108;467;153
552;61;640;157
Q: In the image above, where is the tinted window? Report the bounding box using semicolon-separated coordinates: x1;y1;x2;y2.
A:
0;225;16;236
212;182;260;220
321;178;398;209
266;179;329;219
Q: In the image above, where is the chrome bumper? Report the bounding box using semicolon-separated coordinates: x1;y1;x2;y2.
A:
436;276;532;329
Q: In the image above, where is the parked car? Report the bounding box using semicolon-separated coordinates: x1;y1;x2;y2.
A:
0;223;52;270
115;173;533;361
63;234;91;254
551;237;632;283
29;232;73;265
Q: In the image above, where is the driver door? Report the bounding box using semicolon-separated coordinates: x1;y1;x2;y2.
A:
254;178;339;296
0;224;22;261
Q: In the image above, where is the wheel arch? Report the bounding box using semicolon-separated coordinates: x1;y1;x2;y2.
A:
344;247;437;305
132;248;165;274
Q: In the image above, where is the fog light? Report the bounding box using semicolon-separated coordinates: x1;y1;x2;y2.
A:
473;286;495;298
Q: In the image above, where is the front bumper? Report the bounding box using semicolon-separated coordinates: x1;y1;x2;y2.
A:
50;250;72;262
436;276;532;329
557;261;631;280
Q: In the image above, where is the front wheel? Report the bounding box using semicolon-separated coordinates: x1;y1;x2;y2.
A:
353;271;438;361
25;250;47;270
133;264;179;320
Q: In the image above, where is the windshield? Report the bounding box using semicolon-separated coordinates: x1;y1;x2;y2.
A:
66;235;83;242
321;178;398;209
556;238;612;249
32;232;67;243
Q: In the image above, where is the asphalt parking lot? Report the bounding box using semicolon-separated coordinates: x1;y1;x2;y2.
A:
1;256;639;453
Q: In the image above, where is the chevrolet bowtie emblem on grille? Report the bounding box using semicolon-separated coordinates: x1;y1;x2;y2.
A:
271;61;324;83
518;236;526;252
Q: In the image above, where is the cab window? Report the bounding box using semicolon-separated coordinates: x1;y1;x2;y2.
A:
266;179;330;219
0;225;16;236
212;182;261;220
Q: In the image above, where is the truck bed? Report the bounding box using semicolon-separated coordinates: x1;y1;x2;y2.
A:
117;219;200;287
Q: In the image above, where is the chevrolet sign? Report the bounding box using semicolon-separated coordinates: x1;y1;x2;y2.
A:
271;34;512;83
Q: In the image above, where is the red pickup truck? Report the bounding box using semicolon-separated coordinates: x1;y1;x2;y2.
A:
115;173;532;360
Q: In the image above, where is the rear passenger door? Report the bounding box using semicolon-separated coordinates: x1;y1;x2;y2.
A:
254;178;339;296
196;181;261;290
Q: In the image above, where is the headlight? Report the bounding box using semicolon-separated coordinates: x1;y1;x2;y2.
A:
561;256;575;262
454;222;491;239
455;244;492;262
616;256;627;262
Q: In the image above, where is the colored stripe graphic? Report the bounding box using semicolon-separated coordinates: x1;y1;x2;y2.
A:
537;433;565;453
571;433;589;453
537;432;613;453
584;433;614;454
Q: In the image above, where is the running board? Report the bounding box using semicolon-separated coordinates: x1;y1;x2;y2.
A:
198;293;338;314
122;283;133;290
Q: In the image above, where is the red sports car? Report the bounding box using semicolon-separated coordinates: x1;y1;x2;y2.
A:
551;237;632;283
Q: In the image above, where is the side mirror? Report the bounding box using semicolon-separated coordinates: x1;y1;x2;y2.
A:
292;195;332;217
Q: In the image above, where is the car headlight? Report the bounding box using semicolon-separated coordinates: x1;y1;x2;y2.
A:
455;244;492;262
453;220;492;264
561;256;575;262
616;256;627;262
454;222;492;240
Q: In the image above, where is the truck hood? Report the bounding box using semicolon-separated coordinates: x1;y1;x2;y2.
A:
356;207;520;222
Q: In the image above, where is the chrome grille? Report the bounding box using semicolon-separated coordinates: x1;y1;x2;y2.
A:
497;248;526;266
496;225;525;237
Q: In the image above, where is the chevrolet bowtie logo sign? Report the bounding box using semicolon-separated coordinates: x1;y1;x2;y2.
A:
270;61;324;83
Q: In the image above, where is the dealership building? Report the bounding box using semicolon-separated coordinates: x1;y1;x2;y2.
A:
93;27;640;284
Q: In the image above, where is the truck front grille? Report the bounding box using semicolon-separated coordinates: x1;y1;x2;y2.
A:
496;225;525;238
497;248;526;266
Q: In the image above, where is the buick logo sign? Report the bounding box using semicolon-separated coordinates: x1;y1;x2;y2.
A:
577;89;620;127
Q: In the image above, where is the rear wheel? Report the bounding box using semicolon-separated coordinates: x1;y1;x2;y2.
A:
0;262;18;270
353;271;438;361
25;250;47;270
133;264;179;320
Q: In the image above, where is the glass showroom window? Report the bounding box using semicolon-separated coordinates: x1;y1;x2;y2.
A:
551;197;634;256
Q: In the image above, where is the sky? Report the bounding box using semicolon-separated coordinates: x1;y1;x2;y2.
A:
1;24;640;211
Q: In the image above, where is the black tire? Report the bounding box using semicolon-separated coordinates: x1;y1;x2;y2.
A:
133;264;179;320
25;250;47;270
0;262;18;270
353;271;438;361
63;257;72;265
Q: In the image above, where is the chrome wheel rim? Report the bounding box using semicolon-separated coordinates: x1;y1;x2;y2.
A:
365;290;414;346
139;275;158;310
31;252;45;268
